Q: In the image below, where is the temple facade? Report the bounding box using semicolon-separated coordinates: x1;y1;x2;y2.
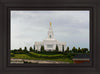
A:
34;22;66;51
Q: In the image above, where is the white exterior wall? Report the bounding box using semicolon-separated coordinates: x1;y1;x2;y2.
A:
34;23;67;52
35;41;66;51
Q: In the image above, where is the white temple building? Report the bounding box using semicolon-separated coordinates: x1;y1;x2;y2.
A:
34;22;66;51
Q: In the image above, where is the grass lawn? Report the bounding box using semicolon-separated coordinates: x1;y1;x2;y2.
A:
11;52;73;63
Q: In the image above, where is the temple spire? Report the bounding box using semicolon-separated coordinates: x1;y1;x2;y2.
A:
49;22;52;27
48;22;54;39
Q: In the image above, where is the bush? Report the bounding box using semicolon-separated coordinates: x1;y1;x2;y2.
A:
72;47;77;53
23;47;29;54
11;53;15;57
55;45;59;53
63;53;75;59
28;52;64;59
40;46;45;53
29;47;33;52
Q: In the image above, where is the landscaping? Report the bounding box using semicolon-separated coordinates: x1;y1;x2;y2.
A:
10;46;90;64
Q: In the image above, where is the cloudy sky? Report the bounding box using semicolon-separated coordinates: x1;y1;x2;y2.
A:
11;10;89;50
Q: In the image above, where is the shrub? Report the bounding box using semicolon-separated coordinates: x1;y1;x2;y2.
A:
11;53;15;57
29;47;33;52
40;46;45;53
65;47;69;53
81;48;88;53
28;52;64;59
72;47;77;53
23;47;29;53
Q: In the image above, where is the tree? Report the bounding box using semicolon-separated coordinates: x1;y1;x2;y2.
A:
40;45;45;53
19;48;22;51
62;45;64;53
55;45;59;52
10;50;14;53
84;48;88;53
11;53;15;57
81;48;88;53
69;50;72;53
13;49;18;54
29;47;33;52
33;45;35;52
66;47;69;53
23;46;28;53
87;50;90;53
77;47;82;53
18;48;23;54
72;46;77;53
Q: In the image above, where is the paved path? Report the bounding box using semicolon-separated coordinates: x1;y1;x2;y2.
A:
11;59;70;64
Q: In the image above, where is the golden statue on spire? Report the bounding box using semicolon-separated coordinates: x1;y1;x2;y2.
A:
49;22;52;27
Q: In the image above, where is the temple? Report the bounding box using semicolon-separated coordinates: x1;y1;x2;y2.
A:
34;22;66;51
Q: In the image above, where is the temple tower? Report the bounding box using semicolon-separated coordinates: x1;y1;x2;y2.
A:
48;22;54;39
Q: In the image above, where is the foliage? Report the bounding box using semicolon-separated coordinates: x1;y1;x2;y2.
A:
33;45;35;51
77;47;82;53
10;53;15;57
62;45;64;53
65;53;75;59
87;51;90;53
11;46;90;55
23;46;28;53
81;48;88;53
55;45;59;53
72;46;77;53
65;47;69;53
40;45;45;53
29;47;33;52
11;52;73;63
11;46;90;64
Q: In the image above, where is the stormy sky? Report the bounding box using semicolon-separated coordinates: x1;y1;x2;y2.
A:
11;11;89;50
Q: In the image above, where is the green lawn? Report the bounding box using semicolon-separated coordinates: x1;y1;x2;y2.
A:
11;52;73;63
